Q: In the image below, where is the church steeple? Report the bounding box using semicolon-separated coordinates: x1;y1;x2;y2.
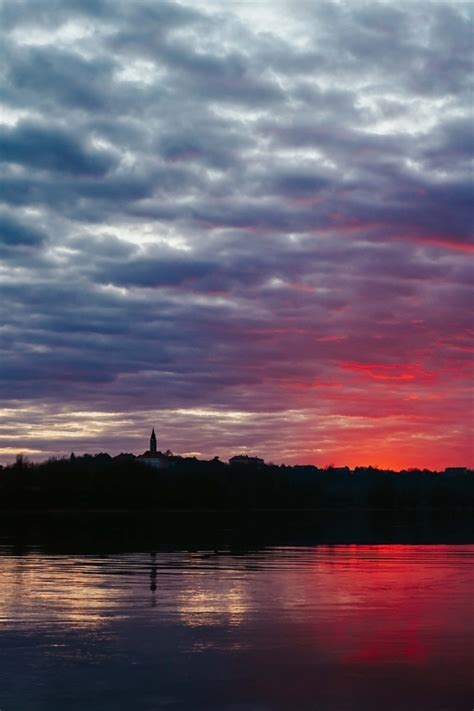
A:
150;428;157;456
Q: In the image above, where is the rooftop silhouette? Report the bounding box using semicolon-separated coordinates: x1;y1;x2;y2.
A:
0;430;472;515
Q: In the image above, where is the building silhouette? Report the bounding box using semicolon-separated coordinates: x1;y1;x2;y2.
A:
150;428;157;456
229;454;265;467
139;428;174;469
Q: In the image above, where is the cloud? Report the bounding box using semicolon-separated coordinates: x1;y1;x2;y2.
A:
0;0;472;468
0;211;46;248
0;120;116;176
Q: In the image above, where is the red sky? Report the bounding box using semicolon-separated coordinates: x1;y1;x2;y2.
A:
0;1;472;469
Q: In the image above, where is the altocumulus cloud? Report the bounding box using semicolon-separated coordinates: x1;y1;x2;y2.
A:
0;0;472;469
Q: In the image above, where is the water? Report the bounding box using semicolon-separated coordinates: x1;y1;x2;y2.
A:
0;542;473;710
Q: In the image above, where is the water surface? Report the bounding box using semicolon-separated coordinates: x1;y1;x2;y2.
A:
1;543;473;710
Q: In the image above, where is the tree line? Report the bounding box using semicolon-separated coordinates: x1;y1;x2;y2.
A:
0;453;472;511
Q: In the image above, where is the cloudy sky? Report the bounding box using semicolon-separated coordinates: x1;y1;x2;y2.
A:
0;0;472;469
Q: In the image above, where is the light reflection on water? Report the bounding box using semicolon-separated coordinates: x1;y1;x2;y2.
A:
0;545;473;710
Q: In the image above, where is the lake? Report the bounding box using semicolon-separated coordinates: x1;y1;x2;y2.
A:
0;523;473;710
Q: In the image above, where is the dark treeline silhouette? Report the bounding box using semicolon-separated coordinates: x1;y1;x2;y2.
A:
0;453;473;512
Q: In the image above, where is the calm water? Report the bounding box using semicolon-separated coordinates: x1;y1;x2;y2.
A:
0;543;473;710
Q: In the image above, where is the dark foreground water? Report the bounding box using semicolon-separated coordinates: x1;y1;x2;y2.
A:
0;520;473;710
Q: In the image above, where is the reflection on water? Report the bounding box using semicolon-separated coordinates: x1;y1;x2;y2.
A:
0;544;473;710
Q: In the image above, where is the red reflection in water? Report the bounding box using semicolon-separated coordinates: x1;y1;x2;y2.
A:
343;628;428;665
309;546;469;668
241;545;474;710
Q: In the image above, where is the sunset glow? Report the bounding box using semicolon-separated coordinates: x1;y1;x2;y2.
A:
0;1;472;469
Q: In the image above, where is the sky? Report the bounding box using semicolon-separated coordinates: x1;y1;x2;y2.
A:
0;0;472;470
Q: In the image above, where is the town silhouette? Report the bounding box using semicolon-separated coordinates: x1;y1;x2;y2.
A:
1;430;472;514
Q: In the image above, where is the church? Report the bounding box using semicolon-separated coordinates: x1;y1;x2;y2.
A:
138;428;171;468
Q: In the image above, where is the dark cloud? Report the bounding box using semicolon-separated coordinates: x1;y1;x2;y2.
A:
0;0;472;468
0;211;46;248
97;254;216;288
4;45;115;112
0;120;116;175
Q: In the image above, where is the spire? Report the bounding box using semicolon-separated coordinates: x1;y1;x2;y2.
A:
150;428;157;456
